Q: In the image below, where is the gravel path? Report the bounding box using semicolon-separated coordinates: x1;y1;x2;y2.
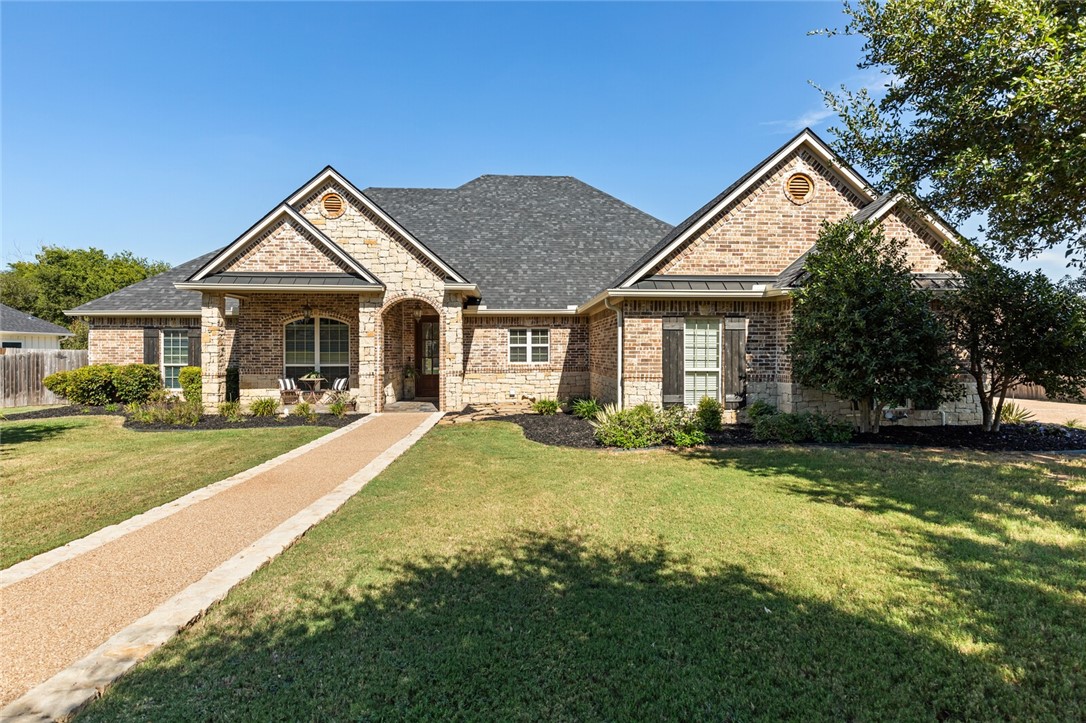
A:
0;412;432;706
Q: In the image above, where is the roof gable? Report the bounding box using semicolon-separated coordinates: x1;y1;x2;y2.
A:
287;167;468;283
615;128;878;288
188;205;379;284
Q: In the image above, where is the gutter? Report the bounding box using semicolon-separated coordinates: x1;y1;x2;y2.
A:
603;298;624;409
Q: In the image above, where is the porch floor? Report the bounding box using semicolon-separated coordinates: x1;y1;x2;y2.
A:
384;400;439;413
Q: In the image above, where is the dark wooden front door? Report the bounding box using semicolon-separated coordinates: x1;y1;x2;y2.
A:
415;316;440;399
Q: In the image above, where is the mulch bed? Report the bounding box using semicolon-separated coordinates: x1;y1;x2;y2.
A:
485;411;1086;452
2;405;360;431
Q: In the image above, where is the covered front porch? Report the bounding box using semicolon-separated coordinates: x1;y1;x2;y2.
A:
195;288;462;414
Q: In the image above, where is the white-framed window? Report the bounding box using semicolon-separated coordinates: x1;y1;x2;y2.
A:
162;330;189;390
509;328;550;363
684;318;721;406
284;316;350;382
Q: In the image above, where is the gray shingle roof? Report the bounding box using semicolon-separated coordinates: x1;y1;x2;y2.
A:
67;250;239;316
366;175;672;309
0;304;71;335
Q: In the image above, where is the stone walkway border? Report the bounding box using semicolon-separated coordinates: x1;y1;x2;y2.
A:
1;411;443;723
0;414;377;590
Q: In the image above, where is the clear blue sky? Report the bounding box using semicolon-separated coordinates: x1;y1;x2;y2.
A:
1;1;1070;279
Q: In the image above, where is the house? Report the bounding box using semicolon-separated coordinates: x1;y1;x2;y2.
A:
0;304;72;349
67;129;981;424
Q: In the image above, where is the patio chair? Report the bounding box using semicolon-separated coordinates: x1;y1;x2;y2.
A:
332;377;349;393
277;377;299;405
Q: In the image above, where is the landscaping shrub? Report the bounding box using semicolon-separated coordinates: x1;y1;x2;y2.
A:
1065;418;1083;430
747;399;777;420
250;397;279;417
999;401;1036;425
218;401;243;422
753;411;853;444
291;401;317;424
328;400;348;418
570;398;603;420
179;366;202;404
591;403;706;449
57;364;119;406
42;370;73;400
111;364;163;403
532;398;561;415
695;396;723;432
126;398;203;427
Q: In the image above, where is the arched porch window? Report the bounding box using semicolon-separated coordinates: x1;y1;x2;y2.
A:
284;316;349;383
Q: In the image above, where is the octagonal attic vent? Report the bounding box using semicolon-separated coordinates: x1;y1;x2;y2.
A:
785;173;814;204
320;192;346;218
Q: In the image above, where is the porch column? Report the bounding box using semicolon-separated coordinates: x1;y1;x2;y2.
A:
357;296;380;413
442;292;464;411
201;292;227;409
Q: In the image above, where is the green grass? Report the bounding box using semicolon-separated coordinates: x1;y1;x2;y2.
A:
0;405;61;416
81;423;1086;721
0;415;333;568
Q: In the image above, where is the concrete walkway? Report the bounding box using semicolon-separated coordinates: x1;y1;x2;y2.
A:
0;411;439;718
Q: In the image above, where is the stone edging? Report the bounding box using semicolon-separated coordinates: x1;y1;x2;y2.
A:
0;414;378;590
0;411;444;723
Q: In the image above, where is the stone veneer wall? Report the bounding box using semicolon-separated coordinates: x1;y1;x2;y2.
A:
461;315;589;404
88;316;237;368
232;294;361;404
588;308;618;404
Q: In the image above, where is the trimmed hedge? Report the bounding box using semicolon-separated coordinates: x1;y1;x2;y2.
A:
44;363;167;406
752;411;854;444
112;364;163;403
179;366;202;403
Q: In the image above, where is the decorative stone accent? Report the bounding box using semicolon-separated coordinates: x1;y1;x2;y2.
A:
200;293;228;408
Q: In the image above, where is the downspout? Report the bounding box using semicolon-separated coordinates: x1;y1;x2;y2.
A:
604;298;623;408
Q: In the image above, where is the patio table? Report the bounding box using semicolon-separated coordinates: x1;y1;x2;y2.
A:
298;376;326;404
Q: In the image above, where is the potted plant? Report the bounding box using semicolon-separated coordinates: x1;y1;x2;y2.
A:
403;364;417;400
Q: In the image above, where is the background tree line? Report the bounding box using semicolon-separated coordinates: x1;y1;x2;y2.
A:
0;246;169;349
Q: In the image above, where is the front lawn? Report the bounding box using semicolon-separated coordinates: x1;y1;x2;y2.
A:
0;415;335;568
81;422;1086;720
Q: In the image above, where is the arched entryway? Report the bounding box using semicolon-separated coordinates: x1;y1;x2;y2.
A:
379;298;442;410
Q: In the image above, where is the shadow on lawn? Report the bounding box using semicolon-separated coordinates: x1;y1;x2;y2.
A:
686;448;1086;714
84;532;1035;721
0;420;82;452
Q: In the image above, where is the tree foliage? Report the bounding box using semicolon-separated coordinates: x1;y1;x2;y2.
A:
940;259;1086;431
789;219;961;433
819;0;1086;267
0;246;169;348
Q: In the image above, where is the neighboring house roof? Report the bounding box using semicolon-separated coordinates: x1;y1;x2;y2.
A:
0;304;71;335
366;175;672;309
67;251;240;316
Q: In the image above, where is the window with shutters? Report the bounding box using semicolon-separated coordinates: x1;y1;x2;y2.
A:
162;330;189;389
509;328;549;363
684;318;720;406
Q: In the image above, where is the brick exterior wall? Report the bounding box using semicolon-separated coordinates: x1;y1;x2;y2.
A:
224;221;348;274
88;316;237;368
461;315;589;404
588;308;618;403
878;205;947;273
655;149;867;276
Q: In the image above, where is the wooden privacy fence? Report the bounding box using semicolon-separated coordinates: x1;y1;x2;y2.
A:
0;349;88;407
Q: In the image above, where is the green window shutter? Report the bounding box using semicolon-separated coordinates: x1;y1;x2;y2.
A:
661;322;684;407
723;318;748;409
187;328;201;367
143;328;159;364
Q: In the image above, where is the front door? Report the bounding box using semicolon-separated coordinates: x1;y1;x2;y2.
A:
415;316;440;399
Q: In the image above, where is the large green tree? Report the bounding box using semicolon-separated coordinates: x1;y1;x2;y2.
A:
789;219;961;433
940;260;1086;431
0;246;169;348
819;0;1086;267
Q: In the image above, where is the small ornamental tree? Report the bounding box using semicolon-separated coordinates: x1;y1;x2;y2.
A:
789;219;961;433
940;261;1086;432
